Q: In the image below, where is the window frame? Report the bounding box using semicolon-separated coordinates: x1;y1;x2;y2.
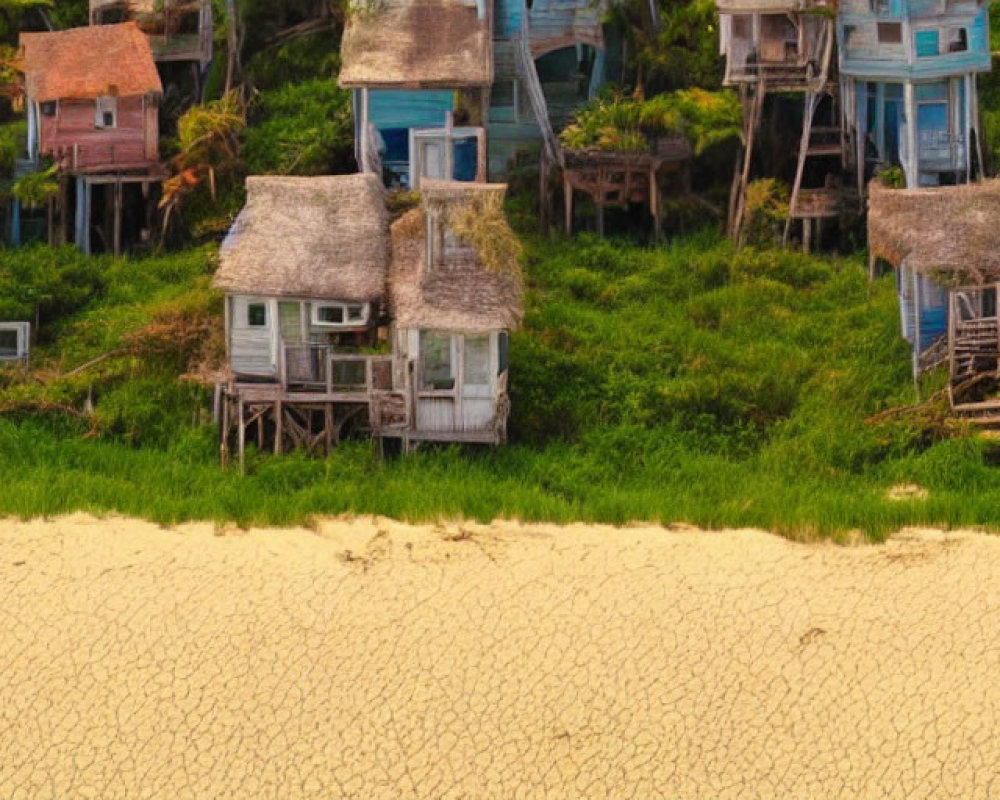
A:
310;301;370;329
95;95;118;130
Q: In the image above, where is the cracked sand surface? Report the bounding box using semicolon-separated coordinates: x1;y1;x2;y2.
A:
3;515;1000;799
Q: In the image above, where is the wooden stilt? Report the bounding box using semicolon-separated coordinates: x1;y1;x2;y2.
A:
325;404;334;455
802;218;812;253
220;391;229;467
539;150;549;235
784;90;820;246
274;399;283;455
113;179;122;257
732;79;766;245
564;173;573;235
237;397;245;474
650;165;661;241
596;201;605;238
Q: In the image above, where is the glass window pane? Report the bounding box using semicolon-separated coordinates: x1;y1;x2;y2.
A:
0;330;17;356
915;29;939;56
464;335;490;386
317;305;344;324
278;302;302;342
421;332;455;390
498;332;509;375
247;303;267;327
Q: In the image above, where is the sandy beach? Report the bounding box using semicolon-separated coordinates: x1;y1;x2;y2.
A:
2;514;1000;799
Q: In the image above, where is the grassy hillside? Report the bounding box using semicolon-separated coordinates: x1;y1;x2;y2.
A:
3;230;997;538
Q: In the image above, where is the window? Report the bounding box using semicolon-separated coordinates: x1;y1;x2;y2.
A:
95;95;117;129
498;332;509;376
870;0;891;12
464;335;491;387
247;303;267;327
420;332;455;391
311;303;369;328
877;22;902;44
490;80;515;108
915;29;940;57
946;27;968;52
0;330;17;357
731;15;751;39
317;305;344;325
40;101;56;117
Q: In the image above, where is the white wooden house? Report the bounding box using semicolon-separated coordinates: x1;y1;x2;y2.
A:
0;322;30;365
212;175;523;466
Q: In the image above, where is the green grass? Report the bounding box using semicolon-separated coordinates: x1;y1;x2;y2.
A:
2;231;998;539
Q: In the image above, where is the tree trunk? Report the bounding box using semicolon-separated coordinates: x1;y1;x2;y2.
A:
225;0;241;94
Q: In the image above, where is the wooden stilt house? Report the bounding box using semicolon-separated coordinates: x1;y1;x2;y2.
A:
868;179;1000;418
381;180;523;448
90;0;213;70
212;174;523;465
17;23;165;255
213;174;392;466
838;0;990;191
717;0;842;246
338;0;493;187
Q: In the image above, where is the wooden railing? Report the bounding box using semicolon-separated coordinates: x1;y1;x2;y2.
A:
281;345;392;395
60;140;150;172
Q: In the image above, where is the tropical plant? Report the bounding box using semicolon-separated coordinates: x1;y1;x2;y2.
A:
560;89;741;155
12;162;58;209
159;91;247;235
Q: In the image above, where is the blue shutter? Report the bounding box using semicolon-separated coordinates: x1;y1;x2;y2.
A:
915;30;940;57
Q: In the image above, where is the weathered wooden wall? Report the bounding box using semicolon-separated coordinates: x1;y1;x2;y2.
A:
38;96;158;171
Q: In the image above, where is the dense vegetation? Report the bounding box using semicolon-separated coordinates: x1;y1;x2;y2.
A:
2;232;996;539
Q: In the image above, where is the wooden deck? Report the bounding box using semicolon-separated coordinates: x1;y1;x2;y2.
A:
218;348;508;467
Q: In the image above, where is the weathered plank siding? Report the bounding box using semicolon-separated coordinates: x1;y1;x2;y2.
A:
37;96;158;172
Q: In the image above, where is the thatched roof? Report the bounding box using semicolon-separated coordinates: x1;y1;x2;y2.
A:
20;23;162;102
214;174;390;302
389;181;523;333
339;0;492;89
868;180;1000;282
717;0;834;13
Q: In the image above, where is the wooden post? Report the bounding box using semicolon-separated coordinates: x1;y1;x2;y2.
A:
220;391;229;467
539;149;549;235
274;399;283;455
802;218;812;253
596;200;605;238
564;173;573;235
325;404;334;454
649;164;661;241
785;91;818;247
113;179;123;257
237;396;246;474
904;82;918;187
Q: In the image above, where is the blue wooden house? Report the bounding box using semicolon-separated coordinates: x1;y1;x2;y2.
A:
338;0;618;183
868;179;1000;408
838;0;991;190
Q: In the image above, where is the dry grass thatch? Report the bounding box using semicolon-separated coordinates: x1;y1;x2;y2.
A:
214;174;390;301
339;0;492;89
389;181;523;333
868;180;1000;283
20;23;162;102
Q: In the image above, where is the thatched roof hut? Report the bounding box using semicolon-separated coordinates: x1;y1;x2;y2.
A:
339;0;492;89
215;174;390;301
868;180;1000;283
390;181;523;333
20;23;162;102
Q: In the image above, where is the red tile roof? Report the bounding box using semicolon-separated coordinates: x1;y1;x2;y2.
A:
20;23;162;102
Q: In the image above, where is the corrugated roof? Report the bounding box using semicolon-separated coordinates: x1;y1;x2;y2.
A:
20;23;162;102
